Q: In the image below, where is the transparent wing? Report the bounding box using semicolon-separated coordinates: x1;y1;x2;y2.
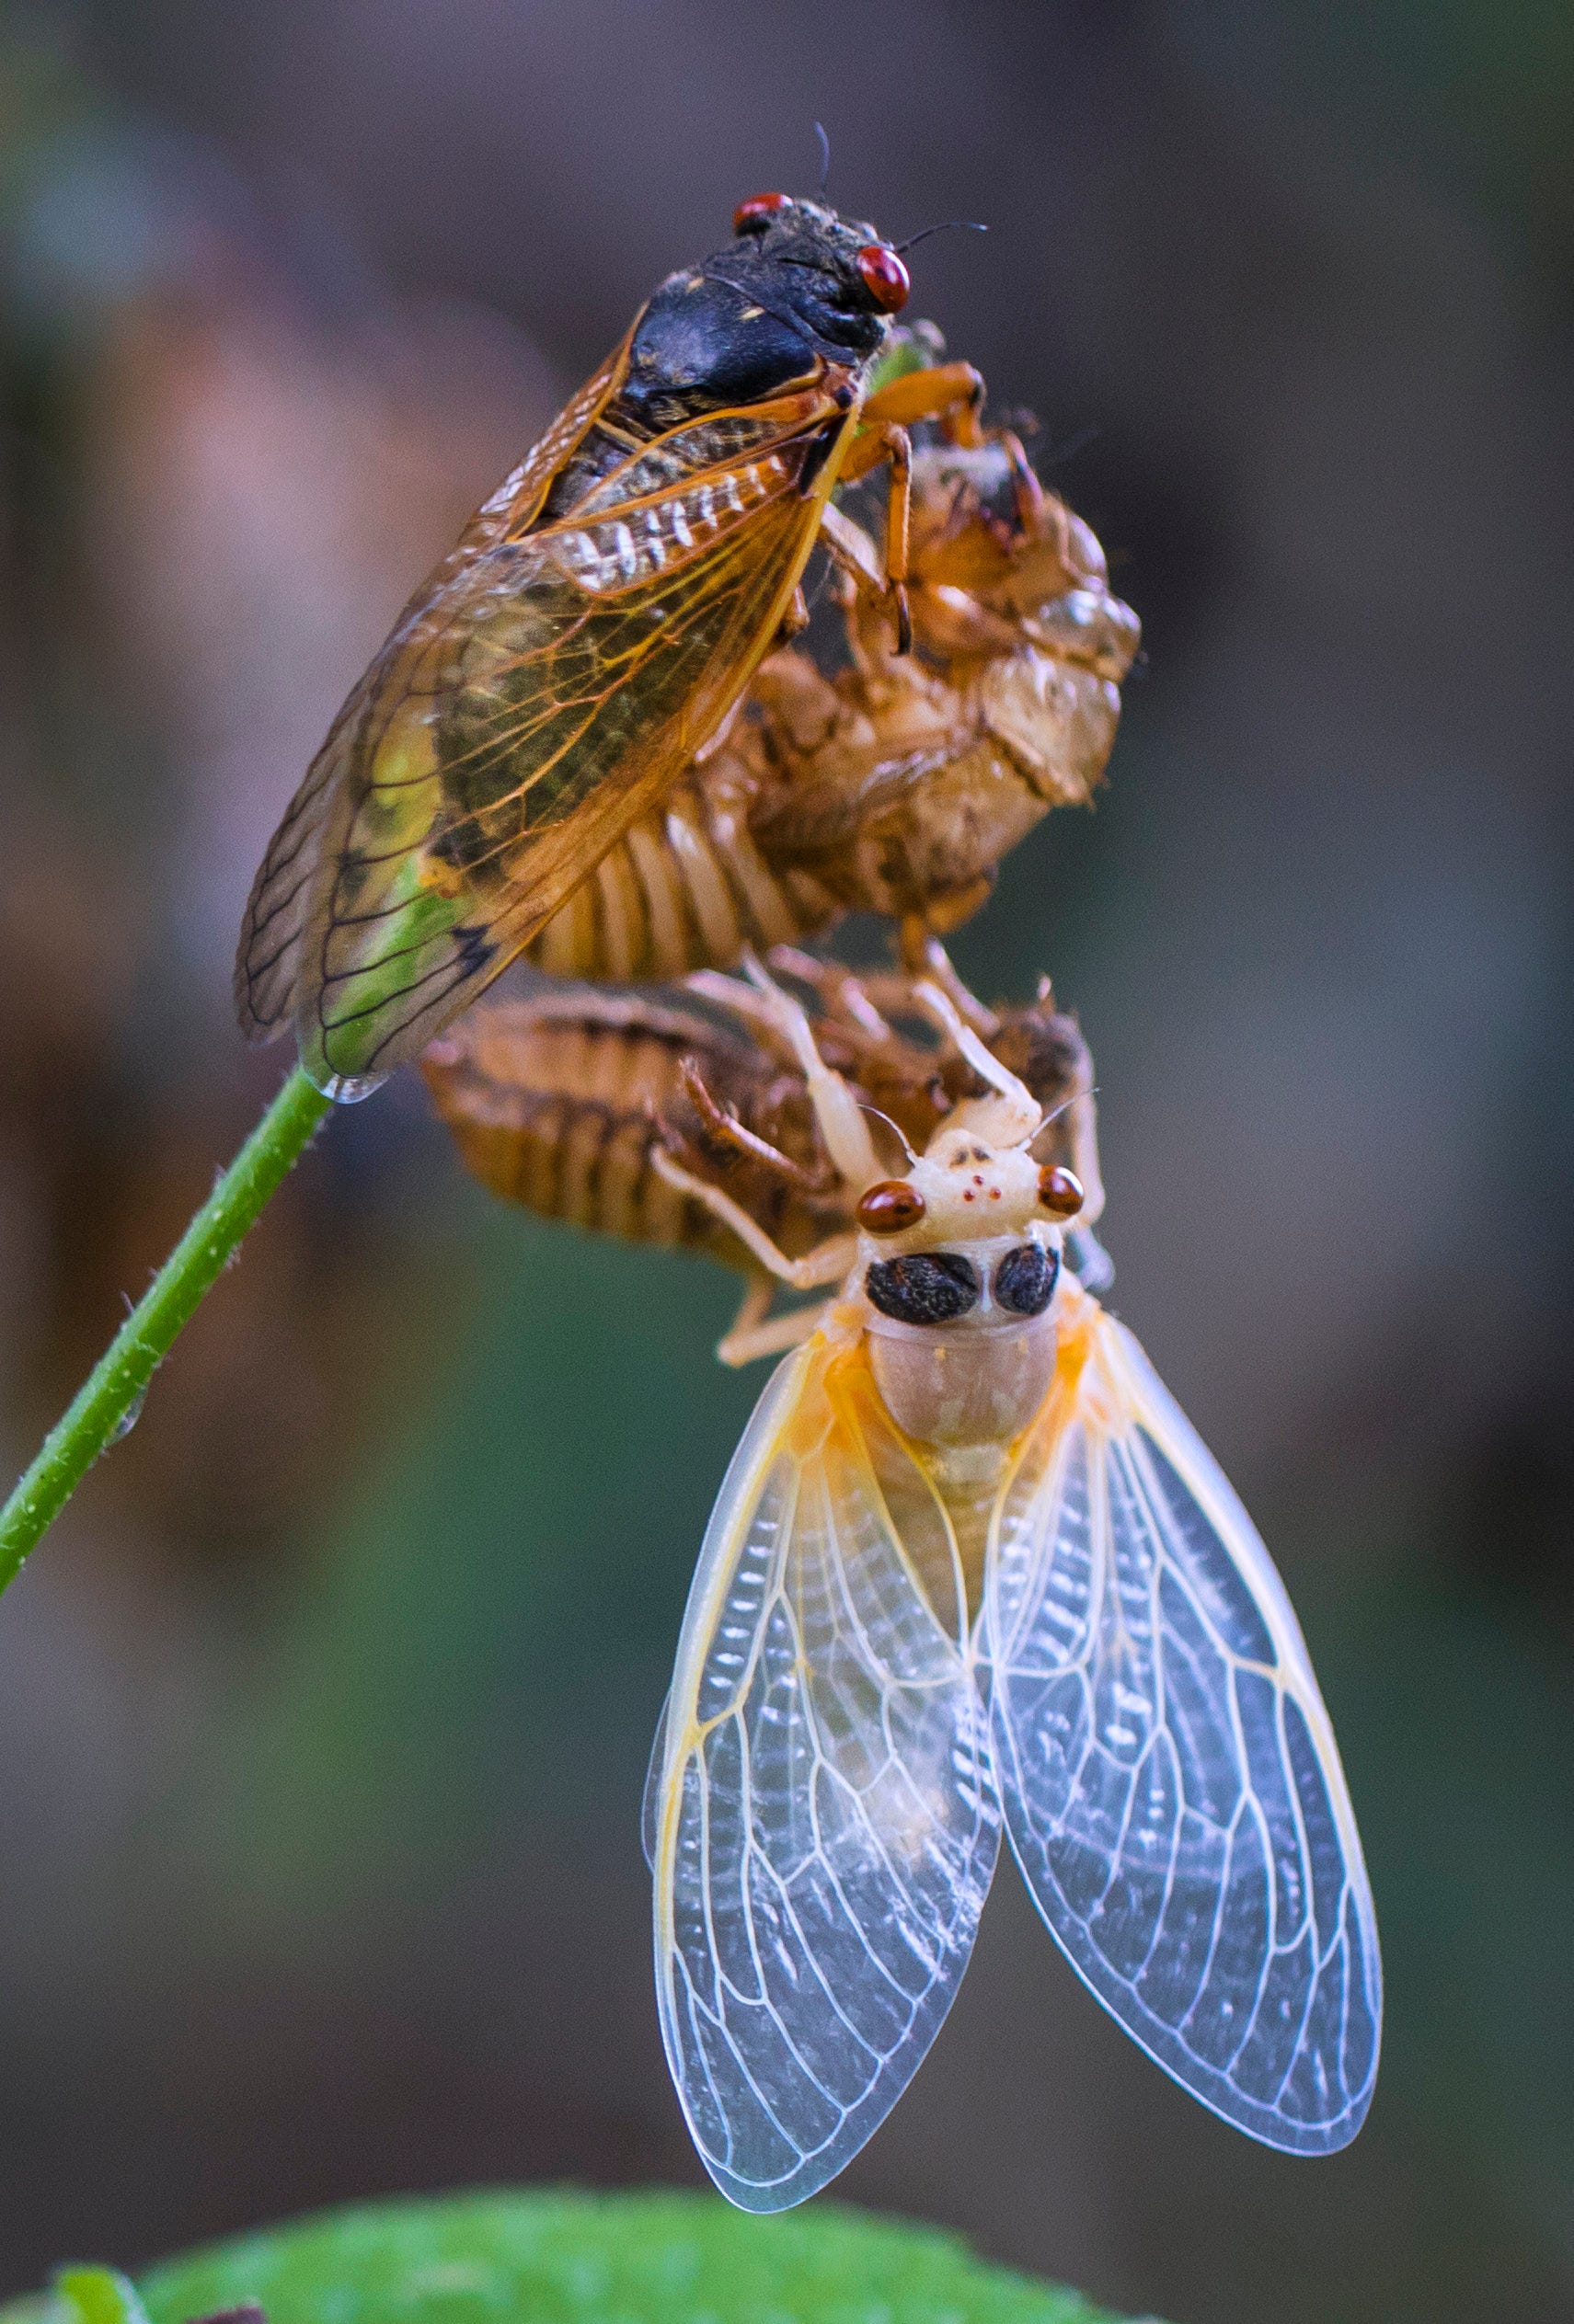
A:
650;1332;1000;2211
235;342;630;1052
984;1285;1381;2153
641;1688;670;1872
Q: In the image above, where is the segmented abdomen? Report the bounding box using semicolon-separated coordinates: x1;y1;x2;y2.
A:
523;766;840;983
421;991;829;1266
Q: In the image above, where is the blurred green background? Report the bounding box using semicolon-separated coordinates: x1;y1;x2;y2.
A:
0;5;1570;2320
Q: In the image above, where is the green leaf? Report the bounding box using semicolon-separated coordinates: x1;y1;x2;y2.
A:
116;2190;1157;2324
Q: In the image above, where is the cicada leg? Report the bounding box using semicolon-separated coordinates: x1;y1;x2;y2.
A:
775;582;810;645
684;957;879;1191
849;935;1001;1044
717;1275;832;1369
909;974;1041;1145
874;422;913;651
819;466;912;654
895;930;1001;1036
822;361;989;657
853;359;987;449
649;1146;856;1293
676;1055;836;1195
764;947;898;1049
1002;426;1048;531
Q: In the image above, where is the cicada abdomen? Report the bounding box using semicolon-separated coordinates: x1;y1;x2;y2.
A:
521;750;826;986
421;990;841;1272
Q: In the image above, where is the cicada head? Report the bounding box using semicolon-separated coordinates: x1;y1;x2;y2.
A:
853;1156;1068;1448
855;1113;1083;1266
706;193;909;359
848;1019;1086;1447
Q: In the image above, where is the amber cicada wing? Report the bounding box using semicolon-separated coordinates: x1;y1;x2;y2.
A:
240;372;860;1094
982;1284;1382;2153
235;342;633;1055
649;1330;1000;2211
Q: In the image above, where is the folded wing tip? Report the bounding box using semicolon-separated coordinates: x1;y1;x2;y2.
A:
700;2156;838;2214
234;998;291;1048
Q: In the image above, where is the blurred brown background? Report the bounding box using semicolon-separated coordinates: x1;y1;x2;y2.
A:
0;5;1570;2320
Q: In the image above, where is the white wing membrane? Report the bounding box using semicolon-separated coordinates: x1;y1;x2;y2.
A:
650;1334;1000;2211
985;1297;1381;2152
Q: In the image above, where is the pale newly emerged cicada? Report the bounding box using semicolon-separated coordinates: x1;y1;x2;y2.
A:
644;964;1382;2206
236;195;989;1097
426;955;1381;2206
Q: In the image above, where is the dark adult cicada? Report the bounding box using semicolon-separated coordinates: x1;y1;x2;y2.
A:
236;193;985;1096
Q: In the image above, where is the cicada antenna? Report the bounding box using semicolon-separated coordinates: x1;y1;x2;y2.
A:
1035;1082;1098;1134
858;1104;917;1170
813;120;832;195
892;221;988;256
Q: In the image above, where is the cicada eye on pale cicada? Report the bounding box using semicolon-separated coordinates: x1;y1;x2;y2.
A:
235;191;991;1098
629;961;1381;2212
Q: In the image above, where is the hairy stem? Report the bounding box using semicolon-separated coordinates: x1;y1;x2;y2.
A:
0;1065;331;1587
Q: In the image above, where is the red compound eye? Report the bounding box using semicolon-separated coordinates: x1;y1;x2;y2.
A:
1038;1164;1085;1220
733;191;791;235
856;1180;927;1236
856;243;910;313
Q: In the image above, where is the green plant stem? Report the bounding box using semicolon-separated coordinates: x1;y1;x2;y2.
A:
0;1064;331;1588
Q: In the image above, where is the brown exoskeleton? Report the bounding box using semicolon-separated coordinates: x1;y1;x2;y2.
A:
421;946;1107;1365
523;404;1139;985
